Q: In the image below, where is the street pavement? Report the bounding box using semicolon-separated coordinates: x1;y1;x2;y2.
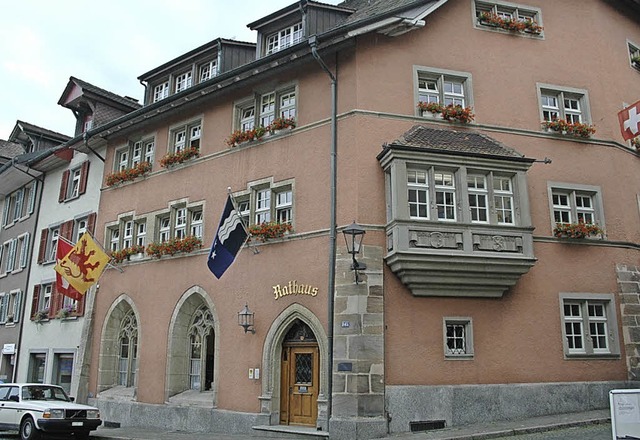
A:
0;409;613;439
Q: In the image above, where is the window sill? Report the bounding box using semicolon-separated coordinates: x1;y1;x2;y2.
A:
564;353;620;360
63;195;81;203
475;23;544;38
445;354;474;360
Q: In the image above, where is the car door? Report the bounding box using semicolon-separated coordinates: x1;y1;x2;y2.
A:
0;386;19;428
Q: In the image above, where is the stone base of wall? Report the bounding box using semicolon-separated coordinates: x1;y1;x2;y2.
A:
329;416;388;440
90;398;259;434
386;381;637;434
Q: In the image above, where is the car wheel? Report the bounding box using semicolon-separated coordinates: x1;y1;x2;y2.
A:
75;431;90;440
20;416;40;440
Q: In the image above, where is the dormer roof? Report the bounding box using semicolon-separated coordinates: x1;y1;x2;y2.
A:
247;1;353;30
8;120;71;149
58;76;142;112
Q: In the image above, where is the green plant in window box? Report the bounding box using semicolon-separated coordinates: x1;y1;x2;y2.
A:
146;235;203;258
226;126;268;147
249;222;293;242
160;146;200;168
109;244;146;264
478;11;543;34
417;101;444;115
56;305;76;319
632;55;640;67
105;161;151;187
631;137;640;149
269;117;296;132
33;310;49;322
553;221;604;239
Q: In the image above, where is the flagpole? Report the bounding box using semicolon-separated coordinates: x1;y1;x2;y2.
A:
227;187;259;255
83;231;124;274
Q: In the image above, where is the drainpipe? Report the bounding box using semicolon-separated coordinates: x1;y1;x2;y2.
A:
309;35;337;424
83;132;105;163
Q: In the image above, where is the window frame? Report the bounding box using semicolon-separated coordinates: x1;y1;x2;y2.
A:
414;66;474;116
108;215;150;252
174;71;193;94
151;203;205;244
0;289;22;325
234;178;294;228
628;40;640;71
536;83;592;126
2;182;36;227
234;86;297;132
443;317;474;359
169;119;202;154
473;0;544;37
114;138;155;172
547;182;604;233
559;293;620;358
153;81;169;103
265;22;304;56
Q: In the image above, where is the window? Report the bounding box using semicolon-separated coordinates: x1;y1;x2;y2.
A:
108;218;147;251
115;138;155;172
59;161;89;202
548;182;604;229
1;240;16;275
53;354;74;394
154;205;204;243
235;180;294;227
2;182;36;227
153;81;169;102
0;235;29;275
29;353;47;383
265;22;303;55
175;71;192;93
443;318;473;358
33;284;53;315
537;84;591;125
118;310;138;387
629;41;640;70
199;58;218;82
170;120;201;153
0;290;22;324
46;227;59;263
416;67;473;111
188;306;214;391
560;293;620;357
406;167;515;225
235;87;297;131
474;1;543;34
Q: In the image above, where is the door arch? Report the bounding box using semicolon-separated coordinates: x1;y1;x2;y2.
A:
280;320;319;426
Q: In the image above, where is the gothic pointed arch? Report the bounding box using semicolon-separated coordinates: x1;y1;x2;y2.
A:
166;285;219;404
97;295;141;395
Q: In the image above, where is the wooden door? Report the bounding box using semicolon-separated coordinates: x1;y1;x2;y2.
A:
280;345;319;426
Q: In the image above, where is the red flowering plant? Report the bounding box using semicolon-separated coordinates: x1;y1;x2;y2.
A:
541;119;596;138
478;12;543;34
441;104;475;123
553;221;604;239
417;101;445;115
631;137;640;149
110;244;146;264
105;161;152;187
226;126;268;147
146;235;202;258
248;222;293;242
160;146;200;168
269;117;296;132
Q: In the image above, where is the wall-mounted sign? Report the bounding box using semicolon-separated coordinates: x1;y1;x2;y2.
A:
273;280;319;300
2;344;15;355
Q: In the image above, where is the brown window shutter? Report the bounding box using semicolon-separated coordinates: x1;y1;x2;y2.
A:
37;229;48;264
31;285;41;319
59;170;70;202
49;284;60;318
79;161;90;195
76;293;86;316
62;220;74;241
87;213;97;234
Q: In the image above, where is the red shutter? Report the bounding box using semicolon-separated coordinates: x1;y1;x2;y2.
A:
79;161;90;195
49;283;59;318
59;170;70;202
61;220;74;241
76;293;86;316
31;285;41;319
87;212;97;234
37;229;48;264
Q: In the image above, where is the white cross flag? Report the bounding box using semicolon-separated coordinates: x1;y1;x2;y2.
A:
618;100;640;141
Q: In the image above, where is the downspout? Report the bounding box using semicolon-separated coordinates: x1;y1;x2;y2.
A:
309;35;337;424
83;132;105;163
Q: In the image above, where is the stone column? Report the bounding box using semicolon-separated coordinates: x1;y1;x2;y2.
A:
616;264;640;380
330;244;386;440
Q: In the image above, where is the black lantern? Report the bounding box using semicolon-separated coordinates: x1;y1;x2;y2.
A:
342;221;367;283
238;303;255;334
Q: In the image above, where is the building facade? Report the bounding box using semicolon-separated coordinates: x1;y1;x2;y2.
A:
4;1;635;439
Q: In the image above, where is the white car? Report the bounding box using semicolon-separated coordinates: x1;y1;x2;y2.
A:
0;383;101;439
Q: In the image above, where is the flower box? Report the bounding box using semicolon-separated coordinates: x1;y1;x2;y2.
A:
553;222;604;239
56;306;76;319
269;117;296;133
146;235;203;258
249;222;293;242
105;162;151;187
110;245;146;264
478;12;543;35
417;102;474;123
160;146;200;168
33;310;49;322
226;118;296;146
541;119;596;138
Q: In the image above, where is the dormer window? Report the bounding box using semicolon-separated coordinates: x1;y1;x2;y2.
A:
83;117;93;132
175;72;192;93
199;59;218;82
266;22;303;55
153;81;169;102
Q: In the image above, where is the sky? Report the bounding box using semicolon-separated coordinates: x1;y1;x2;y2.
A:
0;0;343;140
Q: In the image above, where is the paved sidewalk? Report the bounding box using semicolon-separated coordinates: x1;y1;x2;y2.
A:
89;409;611;440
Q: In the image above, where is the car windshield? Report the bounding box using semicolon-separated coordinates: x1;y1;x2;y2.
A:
22;385;70;401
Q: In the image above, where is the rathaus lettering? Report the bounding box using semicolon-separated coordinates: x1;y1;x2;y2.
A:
273;280;319;300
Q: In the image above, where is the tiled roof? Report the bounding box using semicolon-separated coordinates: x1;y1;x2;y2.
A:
68;77;142;110
390;125;526;159
14;120;71;142
336;0;434;26
0;140;25;159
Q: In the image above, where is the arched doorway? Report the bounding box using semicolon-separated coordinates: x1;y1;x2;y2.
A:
279;319;319;426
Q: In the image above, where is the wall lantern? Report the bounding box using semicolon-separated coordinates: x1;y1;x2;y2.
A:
342;221;367;283
238;303;255;334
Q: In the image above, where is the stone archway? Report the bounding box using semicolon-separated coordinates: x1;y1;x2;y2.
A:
259;304;328;431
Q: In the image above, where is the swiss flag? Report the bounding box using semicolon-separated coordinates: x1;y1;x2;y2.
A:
618;100;640;141
56;237;83;301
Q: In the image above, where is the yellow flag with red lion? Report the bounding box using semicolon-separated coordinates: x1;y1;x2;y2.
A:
54;232;111;295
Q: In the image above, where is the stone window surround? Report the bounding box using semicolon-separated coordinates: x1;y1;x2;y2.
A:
536;83;592;126
413;65;474;117
443;317;474;359
546;181;605;235
473;0;544;37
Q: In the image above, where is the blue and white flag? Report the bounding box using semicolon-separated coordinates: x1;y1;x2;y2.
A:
207;195;248;279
